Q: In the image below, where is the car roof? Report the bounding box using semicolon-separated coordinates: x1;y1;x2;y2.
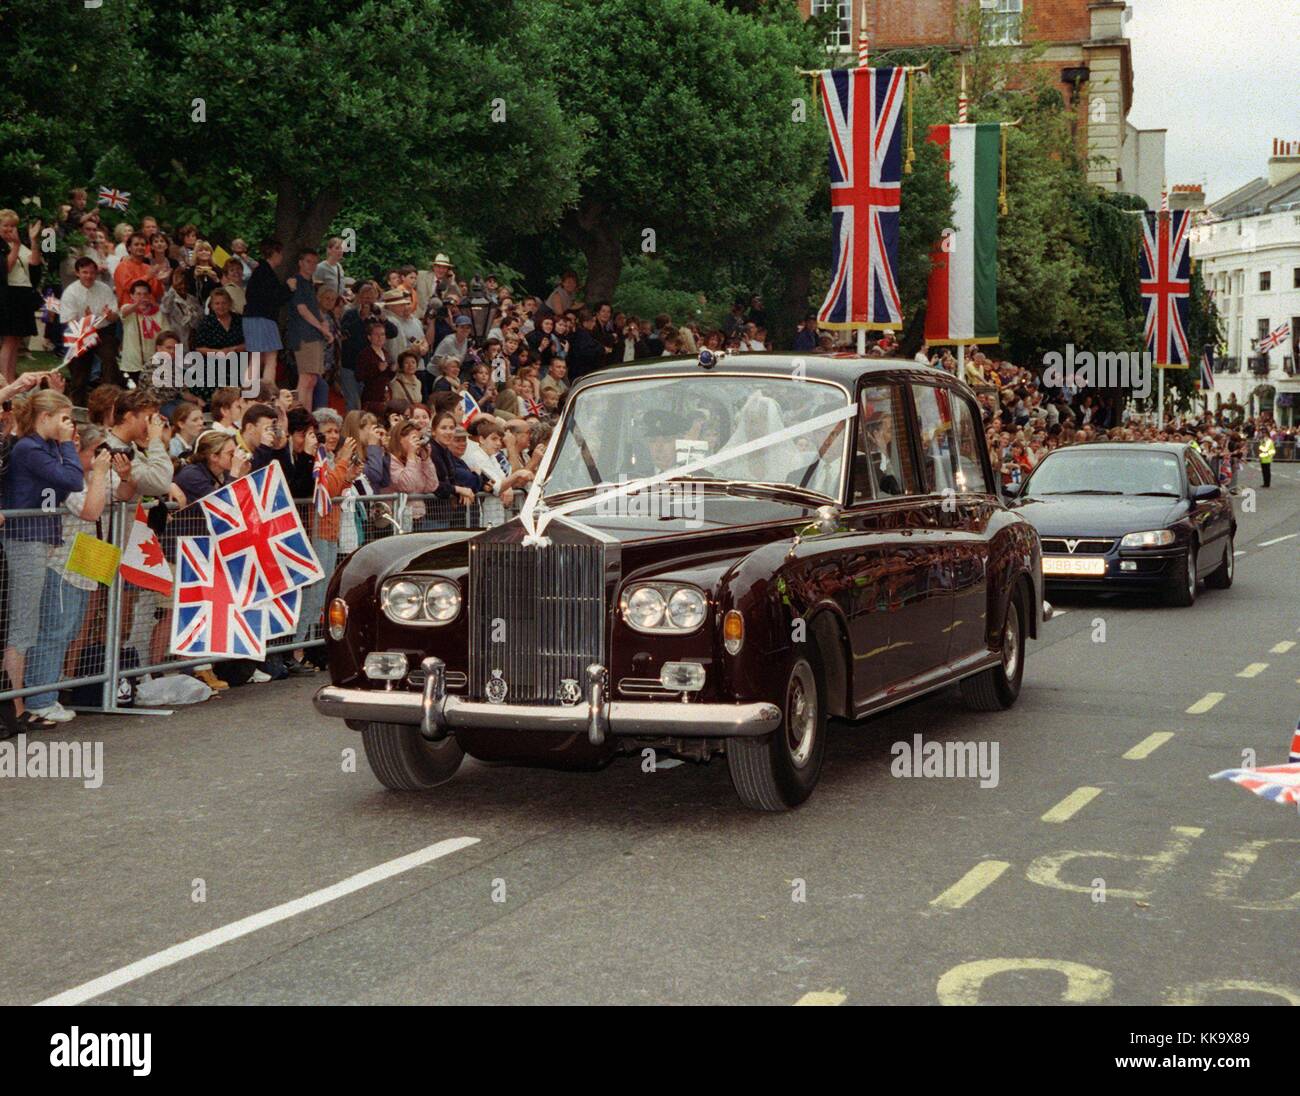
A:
569;353;970;393
1049;442;1192;455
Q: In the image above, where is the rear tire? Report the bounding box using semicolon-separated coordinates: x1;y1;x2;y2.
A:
727;652;826;811
1164;545;1198;607
1205;535;1234;589
360;722;465;790
961;584;1026;711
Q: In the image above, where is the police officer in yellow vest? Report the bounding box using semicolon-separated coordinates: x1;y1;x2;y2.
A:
1257;430;1275;488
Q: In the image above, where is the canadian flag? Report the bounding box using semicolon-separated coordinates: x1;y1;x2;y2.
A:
120;503;173;593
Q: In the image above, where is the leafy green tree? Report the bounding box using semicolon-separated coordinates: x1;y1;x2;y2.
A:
104;0;581;269
542;0;826;305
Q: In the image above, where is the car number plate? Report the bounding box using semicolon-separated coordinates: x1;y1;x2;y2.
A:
1042;555;1107;577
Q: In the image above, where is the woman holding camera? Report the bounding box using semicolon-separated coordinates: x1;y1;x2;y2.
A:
2;390;84;729
1;210;43;385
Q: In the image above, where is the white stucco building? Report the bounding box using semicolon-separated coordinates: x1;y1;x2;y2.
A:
1190;140;1300;426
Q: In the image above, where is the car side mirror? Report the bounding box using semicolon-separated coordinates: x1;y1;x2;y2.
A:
1190;484;1221;502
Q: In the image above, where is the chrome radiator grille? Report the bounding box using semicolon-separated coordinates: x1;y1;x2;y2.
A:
469;540;605;704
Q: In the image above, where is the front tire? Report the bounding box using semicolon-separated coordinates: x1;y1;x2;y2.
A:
1205;535;1234;589
1165;545;1198;607
727;653;826;811
361;722;465;790
961;584;1026;711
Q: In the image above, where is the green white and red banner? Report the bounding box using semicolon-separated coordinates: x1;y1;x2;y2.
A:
924;122;1000;346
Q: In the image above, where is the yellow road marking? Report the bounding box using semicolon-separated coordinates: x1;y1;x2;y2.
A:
795;990;846;1006
930;860;1011;910
1236;663;1268;678
1042;786;1102;823
1124;732;1174;760
1271;640;1295;654
1186;692;1224;714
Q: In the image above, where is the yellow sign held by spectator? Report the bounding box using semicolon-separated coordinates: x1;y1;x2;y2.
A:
66;533;122;587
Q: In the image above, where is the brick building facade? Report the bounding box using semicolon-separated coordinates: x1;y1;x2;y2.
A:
800;1;1163;202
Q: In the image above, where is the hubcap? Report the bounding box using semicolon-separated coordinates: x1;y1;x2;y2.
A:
1002;605;1020;679
785;661;817;768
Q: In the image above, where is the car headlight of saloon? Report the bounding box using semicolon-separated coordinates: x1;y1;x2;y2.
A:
1120;529;1176;549
620;583;708;634
379;575;462;625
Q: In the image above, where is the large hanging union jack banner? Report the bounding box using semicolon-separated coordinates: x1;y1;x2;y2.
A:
1139;209;1191;367
816;65;906;331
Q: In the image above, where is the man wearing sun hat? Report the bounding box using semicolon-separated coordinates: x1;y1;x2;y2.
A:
416;252;455;310
379;287;428;369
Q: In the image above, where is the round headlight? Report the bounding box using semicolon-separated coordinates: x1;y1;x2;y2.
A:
667;587;707;630
382;580;422;621
625;586;666;629
424;580;462;623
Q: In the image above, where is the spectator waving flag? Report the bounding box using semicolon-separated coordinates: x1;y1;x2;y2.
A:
816;64;906;331
96;186;130;212
312;446;332;518
460;390;481;429
199;461;322;608
1139;209;1191;366
62;312;101;363
1199;347;1214;391
523;394;543;418
1259;321;1291;353
119;503;173;593
170;536;266;659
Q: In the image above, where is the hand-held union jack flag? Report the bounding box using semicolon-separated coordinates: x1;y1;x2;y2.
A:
261;587;301;641
170;536;266;659
1199;346;1214;391
313;446;332;518
199;461;323;608
96;186;130;212
1211;764;1300;806
62;312;101;363
1139;209;1191;366
460;390;481;429
816;65;906;331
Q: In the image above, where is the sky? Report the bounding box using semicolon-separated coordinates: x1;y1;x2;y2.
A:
1125;0;1300;202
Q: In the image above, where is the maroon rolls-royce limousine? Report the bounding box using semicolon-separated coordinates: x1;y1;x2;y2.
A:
314;353;1045;810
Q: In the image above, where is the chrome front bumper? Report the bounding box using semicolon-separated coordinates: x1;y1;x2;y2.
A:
313;657;782;745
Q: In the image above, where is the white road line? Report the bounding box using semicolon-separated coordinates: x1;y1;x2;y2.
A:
1257;533;1298;547
1271;641;1295;655
1236;663;1269;679
37;837;480;1006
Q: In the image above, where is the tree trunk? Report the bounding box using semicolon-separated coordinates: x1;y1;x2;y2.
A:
272;176;342;276
774;256;813;350
563;198;623;307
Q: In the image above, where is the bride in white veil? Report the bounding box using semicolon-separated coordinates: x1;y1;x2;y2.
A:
713;392;804;483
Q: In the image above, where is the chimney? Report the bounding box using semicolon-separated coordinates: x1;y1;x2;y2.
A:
1169;184;1205;213
1269;137;1300;186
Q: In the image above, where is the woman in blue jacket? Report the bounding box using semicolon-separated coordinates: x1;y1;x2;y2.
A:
2;391;84;730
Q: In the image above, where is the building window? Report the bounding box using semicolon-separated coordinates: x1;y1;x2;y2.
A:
811;0;851;51
1293;267;1299;289
981;0;1023;46
1260;271;1271;291
1258;319;1271;343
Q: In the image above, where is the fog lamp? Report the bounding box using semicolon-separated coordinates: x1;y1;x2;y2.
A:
660;662;706;693
364;652;410;681
1120;560;1137;571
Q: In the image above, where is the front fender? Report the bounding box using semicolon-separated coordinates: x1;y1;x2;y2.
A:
327;530;475;686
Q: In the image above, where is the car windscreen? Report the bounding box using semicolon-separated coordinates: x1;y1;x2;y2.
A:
543;375;851;498
1024;450;1183;496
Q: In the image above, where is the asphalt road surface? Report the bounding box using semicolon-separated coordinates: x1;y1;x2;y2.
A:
5;463;1298;1006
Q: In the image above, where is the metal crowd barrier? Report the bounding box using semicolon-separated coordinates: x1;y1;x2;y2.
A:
0;489;514;710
